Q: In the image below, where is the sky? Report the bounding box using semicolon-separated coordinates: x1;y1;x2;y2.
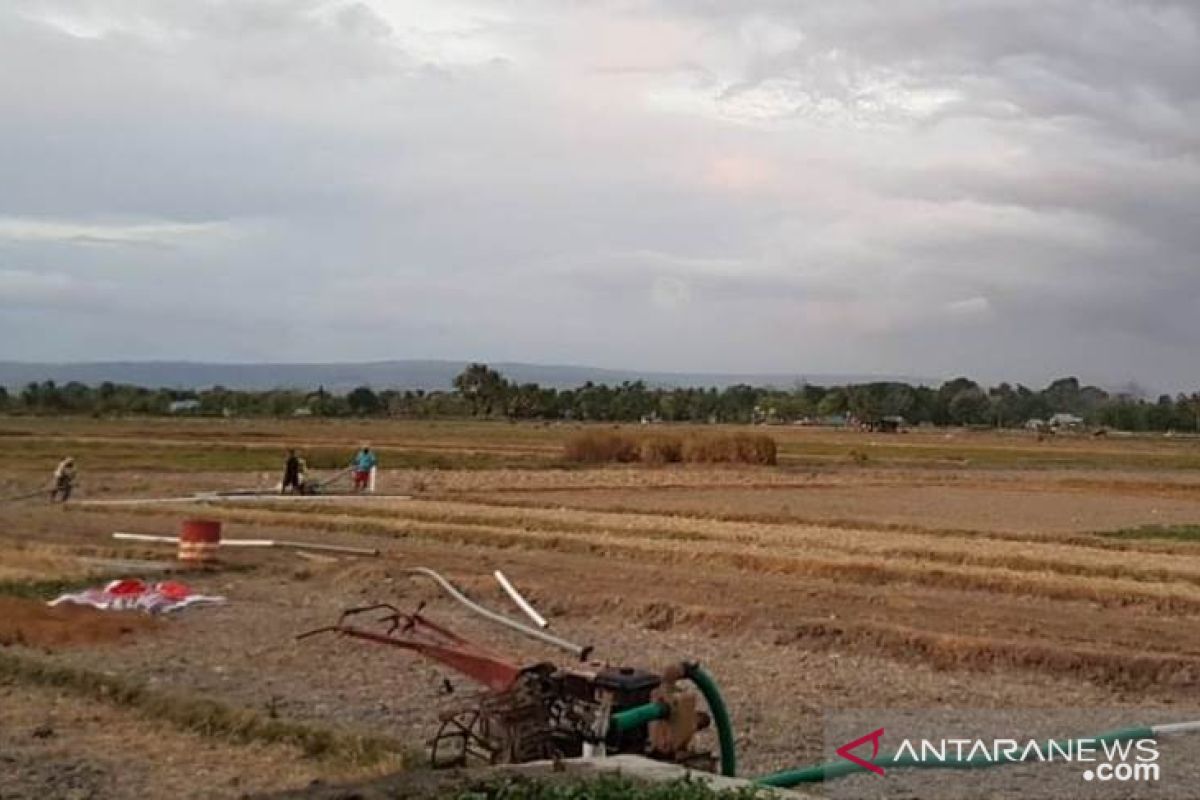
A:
0;1;1197;391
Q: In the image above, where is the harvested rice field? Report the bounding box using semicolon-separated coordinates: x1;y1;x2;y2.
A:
3;418;1200;797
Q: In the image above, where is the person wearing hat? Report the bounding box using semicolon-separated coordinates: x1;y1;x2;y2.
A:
50;457;76;502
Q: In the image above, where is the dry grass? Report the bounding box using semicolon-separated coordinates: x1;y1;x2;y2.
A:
0;549;91;582
10;415;1200;472
776;620;1200;691
563;430;777;465
562;430;640;463
14;415;1200;730
133;496;1200;589
638;434;684;464
681;433;777;465
77;500;1200;615
0;649;408;766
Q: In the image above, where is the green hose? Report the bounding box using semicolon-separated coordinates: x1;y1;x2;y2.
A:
685;663;738;778
755;725;1154;788
610;702;669;734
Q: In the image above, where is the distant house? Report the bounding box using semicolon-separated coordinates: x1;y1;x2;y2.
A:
168;399;201;414
877;415;906;433
292;407;313;417
1024;418;1046;430
1048;412;1084;429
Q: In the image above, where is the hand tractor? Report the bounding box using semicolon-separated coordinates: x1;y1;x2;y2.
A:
297;567;737;776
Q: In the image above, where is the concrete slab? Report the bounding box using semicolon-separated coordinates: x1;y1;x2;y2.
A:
511;754;818;797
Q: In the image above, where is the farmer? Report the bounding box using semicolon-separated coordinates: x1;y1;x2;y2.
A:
295;454;313;495
352;446;377;492
50;457;76;502
281;449;303;494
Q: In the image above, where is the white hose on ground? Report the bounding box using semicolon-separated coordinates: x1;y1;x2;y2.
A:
405;567;589;659
494;570;549;628
79;494;407;507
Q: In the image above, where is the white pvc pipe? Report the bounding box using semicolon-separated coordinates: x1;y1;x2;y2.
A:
270;539;379;556
494;570;549;628
112;532;378;556
1152;721;1200;736
82;497;203;506
80;494;408;507
205;494;408;503
112;532;178;544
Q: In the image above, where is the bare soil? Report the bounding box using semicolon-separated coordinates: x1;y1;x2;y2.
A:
0;596;158;649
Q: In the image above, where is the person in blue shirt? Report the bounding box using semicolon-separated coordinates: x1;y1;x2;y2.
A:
352;446;377;492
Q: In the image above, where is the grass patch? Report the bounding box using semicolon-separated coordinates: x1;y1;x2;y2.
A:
450;774;767;800
0;649;407;766
0;575;123;601
1101;525;1200;543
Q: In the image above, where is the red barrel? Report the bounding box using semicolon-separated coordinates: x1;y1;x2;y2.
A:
178;519;221;563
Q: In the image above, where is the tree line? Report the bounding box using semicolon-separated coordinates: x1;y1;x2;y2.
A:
3;364;1200;433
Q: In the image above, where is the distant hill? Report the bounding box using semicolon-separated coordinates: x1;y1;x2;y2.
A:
0;360;931;392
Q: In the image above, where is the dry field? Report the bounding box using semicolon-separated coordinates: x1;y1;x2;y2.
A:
3;418;1200;797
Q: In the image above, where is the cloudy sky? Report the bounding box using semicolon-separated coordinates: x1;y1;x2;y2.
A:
1;1;1197;390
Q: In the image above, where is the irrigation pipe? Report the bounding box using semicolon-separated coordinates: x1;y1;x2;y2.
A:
686;663;737;778
80;497;206;506
78;494;408;507
112;531;379;556
405;567;590;660
200;493;410;503
754;720;1200;788
313;466;353;489
1;487;49;503
494;570;549;628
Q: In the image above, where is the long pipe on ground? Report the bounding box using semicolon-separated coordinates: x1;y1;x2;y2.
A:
404;567;590;660
205;493;410;503
1;487;49;503
493;570;549;628
112;531;378;556
78;494;408;507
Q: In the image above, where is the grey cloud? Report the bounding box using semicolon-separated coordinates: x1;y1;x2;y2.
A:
0;1;1197;389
